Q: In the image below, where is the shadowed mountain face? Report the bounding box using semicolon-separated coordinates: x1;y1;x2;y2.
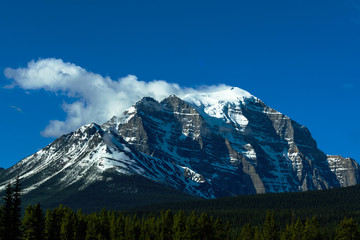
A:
0;87;358;209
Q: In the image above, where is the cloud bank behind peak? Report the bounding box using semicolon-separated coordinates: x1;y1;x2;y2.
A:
4;58;231;137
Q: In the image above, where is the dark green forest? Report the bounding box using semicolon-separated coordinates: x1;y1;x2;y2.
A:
2;179;360;239
133;183;360;233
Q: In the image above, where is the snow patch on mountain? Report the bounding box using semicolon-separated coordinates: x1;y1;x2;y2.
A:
182;87;254;107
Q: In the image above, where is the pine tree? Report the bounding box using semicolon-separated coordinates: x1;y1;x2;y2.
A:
74;210;87;240
132;214;141;240
185;211;199;240
123;214;141;240
1;177;22;240
140;214;158;240
334;217;360;240
224;222;233;240
0;205;4;240
45;209;57;240
280;218;304;240
124;215;133;240
86;214;99;240
197;212;213;240
12;176;22;240
45;206;64;240
240;223;254;240
98;209;110;240
214;217;229;240
280;224;292;240
161;210;174;240
60;208;76;240
1;182;13;240
173;210;186;240
253;226;262;240
292;218;304;240
262;210;278;240
22;204;45;240
303;216;320;240
110;213;125;240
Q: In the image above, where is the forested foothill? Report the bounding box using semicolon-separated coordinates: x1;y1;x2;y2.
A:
1;178;360;239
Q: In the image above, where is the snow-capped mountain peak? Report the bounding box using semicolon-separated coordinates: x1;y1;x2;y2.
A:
182;87;255;109
0;87;358;209
181;87;256;130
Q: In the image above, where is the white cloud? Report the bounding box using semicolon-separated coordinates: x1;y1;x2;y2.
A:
4;58;231;137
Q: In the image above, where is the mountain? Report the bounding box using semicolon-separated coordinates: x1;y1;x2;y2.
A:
0;87;358;210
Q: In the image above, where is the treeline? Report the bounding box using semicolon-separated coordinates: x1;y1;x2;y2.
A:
237;211;360;240
134;183;360;230
2;179;360;239
2;203;360;240
4;204;232;240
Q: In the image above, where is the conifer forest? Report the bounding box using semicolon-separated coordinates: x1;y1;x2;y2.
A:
1;178;360;240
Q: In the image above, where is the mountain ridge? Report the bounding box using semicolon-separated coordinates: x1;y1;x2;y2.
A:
0;87;358;209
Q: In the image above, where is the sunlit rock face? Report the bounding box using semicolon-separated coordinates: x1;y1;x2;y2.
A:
327;155;360;187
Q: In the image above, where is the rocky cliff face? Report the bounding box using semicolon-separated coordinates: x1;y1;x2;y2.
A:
327;155;360;187
0;87;358;208
104;88;358;196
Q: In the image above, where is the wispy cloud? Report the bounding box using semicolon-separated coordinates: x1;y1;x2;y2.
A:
4;58;231;137
10;105;23;112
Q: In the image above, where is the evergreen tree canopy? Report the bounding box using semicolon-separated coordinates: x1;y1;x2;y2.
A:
335;217;360;240
262;210;278;240
22;204;45;240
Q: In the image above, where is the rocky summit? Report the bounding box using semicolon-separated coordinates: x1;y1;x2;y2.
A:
0;87;358;210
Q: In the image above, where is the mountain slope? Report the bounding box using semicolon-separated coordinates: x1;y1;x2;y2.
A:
0;87;358;209
0;123;197;209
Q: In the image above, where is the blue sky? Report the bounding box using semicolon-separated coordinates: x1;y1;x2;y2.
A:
0;0;359;169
